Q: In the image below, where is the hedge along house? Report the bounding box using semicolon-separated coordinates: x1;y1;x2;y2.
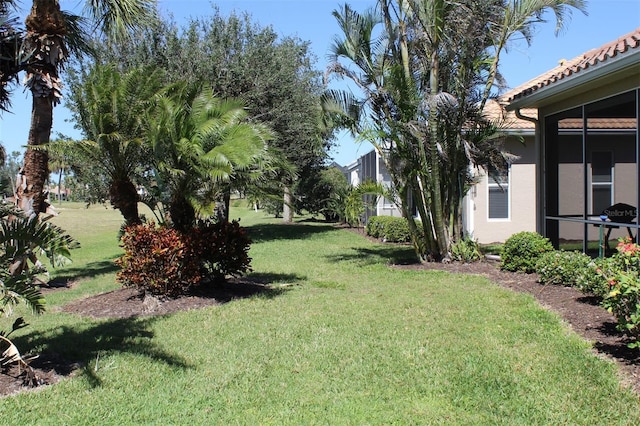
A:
505;28;640;254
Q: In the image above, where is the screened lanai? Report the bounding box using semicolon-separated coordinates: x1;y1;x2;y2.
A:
544;89;639;254
505;28;640;255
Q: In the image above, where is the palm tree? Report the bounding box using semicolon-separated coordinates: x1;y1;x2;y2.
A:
47;135;73;204
0;0;22;112
147;83;274;232
14;0;156;217
66;63;164;225
326;0;586;261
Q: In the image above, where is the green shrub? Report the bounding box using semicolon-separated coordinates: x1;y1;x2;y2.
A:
598;238;640;348
450;237;482;263
535;250;591;286
365;216;411;243
365;216;386;239
575;257;612;297
116;223;200;296
500;231;554;273
383;217;412;242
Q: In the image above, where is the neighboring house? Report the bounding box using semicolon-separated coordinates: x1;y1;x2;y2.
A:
344;28;640;249
344;149;403;223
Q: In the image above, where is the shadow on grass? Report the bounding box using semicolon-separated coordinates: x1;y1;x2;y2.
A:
246;222;337;243
49;259;119;287
246;272;306;286
14;316;190;388
196;275;301;302
326;245;418;267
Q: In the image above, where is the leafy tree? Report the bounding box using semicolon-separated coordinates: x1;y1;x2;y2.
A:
90;8;334;222
295;165;350;222
0;149;20;197
3;0;156;217
326;0;585;261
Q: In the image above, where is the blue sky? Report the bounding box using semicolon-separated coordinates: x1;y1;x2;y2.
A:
1;0;638;166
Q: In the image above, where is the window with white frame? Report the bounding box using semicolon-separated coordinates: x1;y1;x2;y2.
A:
487;165;510;220
590;151;613;214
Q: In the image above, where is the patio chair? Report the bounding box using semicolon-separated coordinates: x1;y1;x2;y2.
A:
597;202;637;249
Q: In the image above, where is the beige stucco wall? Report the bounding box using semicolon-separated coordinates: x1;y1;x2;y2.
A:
469;135;537;244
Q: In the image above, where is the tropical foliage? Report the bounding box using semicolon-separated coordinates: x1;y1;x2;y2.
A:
0;199;76;383
344;180;388;228
598;238;640;348
66;63;164;225
0;0;156;217
116;219;252;296
87;8;333;222
146;83;273;231
325;0;586;261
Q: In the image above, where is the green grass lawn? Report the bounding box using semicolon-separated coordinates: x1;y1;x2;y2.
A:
2;202;639;425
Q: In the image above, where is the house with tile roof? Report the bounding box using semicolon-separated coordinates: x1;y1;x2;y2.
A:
345;28;640;249
505;28;640;253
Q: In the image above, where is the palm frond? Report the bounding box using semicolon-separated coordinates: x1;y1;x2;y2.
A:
1;273;45;314
84;0;158;43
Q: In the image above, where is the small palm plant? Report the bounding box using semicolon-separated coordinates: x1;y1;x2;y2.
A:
0;200;76;385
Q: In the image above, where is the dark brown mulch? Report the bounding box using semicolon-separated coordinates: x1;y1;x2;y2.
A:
2;261;639;397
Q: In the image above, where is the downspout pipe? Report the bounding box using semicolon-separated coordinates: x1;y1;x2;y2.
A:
514;108;543;236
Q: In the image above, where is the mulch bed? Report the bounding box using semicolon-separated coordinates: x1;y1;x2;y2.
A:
2;261;639;397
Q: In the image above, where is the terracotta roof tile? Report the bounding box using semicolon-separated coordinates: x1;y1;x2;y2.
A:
558;117;637;130
483;99;537;130
507;28;640;103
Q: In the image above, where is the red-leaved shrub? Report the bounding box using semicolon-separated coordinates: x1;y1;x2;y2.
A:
189;219;252;281
116;219;252;296
115;223;200;296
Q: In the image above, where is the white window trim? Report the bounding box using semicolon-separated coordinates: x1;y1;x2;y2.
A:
589;150;614;215
487;165;511;221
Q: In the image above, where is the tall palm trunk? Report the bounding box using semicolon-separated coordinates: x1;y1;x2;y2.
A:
18;96;52;215
16;0;66;216
426;9;449;260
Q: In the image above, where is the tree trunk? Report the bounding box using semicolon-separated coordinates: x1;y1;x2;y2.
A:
169;195;195;232
17;96;52;216
282;185;293;223
109;179;141;226
16;0;67;216
222;189;231;222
